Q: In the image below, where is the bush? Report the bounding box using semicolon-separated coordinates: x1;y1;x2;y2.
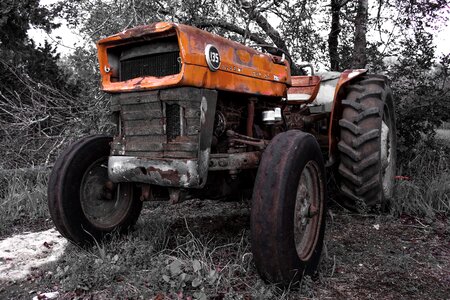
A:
392;139;450;217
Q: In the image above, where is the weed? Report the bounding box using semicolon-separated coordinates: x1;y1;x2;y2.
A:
392;139;450;217
0;170;50;237
37;215;318;299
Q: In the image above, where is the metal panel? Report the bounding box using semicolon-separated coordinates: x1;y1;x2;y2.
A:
109;87;218;188
97;22;290;97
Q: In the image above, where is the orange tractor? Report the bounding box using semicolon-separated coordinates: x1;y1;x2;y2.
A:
48;22;396;284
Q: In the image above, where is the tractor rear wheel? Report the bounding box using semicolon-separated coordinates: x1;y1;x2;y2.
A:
251;130;326;285
338;75;397;211
48;135;142;245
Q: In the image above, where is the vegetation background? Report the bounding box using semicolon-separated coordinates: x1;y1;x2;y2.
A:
0;0;449;299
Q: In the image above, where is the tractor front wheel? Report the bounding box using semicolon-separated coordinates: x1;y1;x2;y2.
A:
48;135;142;245
251;130;326;285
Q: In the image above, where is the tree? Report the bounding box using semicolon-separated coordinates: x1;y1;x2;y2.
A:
0;0;89;167
328;0;344;71
1;0;446;167
56;0;323;71
352;0;368;68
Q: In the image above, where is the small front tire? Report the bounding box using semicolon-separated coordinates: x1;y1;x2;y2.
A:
48;135;142;245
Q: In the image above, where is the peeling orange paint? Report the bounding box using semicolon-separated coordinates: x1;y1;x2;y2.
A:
97;22;290;97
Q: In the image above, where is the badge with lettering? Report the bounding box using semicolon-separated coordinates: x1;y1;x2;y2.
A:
205;44;221;71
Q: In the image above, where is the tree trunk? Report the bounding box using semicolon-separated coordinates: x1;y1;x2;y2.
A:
328;0;341;71
353;0;368;68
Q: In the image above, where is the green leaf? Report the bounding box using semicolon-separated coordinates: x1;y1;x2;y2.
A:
168;259;183;276
192;259;201;272
192;277;202;288
207;269;217;284
162;275;170;283
193;291;207;300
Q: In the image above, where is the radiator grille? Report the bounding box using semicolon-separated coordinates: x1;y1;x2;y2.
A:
166;103;181;141
120;51;180;81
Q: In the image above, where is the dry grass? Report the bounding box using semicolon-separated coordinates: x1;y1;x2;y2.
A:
0;138;449;298
2;203;448;299
392;139;450;217
29;216;301;299
0;170;51;237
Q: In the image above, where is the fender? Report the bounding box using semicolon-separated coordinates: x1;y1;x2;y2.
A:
327;69;367;164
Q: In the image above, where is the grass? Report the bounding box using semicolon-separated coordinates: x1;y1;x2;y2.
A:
0;138;449;298
3;203;448;299
0;169;50;237
37;218;303;299
392;139;450;217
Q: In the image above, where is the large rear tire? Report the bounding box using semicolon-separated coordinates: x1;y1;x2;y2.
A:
48;135;142;245
338;75;397;211
251;130;326;285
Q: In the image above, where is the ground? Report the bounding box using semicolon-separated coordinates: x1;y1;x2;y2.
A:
0;199;448;299
1;132;449;299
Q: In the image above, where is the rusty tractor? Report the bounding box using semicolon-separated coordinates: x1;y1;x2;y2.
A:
48;22;396;285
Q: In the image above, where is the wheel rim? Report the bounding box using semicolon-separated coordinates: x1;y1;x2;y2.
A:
294;160;324;261
80;157;134;230
381;104;395;199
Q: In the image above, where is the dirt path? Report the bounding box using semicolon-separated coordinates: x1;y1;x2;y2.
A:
0;201;449;299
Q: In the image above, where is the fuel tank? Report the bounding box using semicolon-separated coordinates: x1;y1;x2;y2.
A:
97;22;290;97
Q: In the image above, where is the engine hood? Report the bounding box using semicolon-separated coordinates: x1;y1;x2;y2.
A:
97;22;290;97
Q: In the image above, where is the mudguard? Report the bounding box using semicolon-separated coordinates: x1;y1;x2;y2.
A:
287;69;368;161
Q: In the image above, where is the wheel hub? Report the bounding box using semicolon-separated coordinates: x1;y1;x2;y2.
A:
294;161;323;261
80;158;134;230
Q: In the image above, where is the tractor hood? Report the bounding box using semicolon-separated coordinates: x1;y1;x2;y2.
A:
97;22;290;97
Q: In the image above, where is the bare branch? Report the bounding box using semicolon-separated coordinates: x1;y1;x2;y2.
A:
194;20;268;45
235;0;289;53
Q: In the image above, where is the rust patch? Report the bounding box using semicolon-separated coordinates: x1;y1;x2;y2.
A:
171;135;192;143
140;184;152;201
234;49;252;65
146;166;180;182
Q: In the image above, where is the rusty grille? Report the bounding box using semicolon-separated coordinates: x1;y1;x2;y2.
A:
166;103;181;141
120;51;180;81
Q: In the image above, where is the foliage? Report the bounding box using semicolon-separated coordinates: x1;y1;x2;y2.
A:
0;0;90;168
0;0;448;184
0;56;112;168
0;169;49;237
35;210;315;299
393;139;450;217
0;0;58;48
391;54;450;152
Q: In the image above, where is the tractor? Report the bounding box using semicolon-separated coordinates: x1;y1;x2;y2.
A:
48;22;396;285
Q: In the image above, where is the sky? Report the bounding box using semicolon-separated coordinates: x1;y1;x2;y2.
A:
28;0;450;58
27;0;86;54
